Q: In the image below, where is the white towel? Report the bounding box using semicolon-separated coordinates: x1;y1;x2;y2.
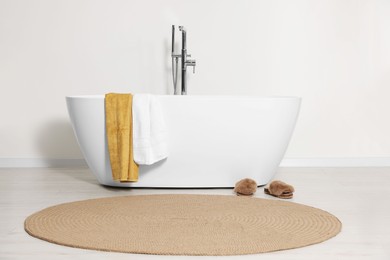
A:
132;94;168;165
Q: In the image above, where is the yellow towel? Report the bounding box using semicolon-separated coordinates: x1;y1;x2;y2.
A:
105;93;139;182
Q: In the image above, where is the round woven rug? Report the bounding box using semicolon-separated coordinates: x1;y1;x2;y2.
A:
25;194;341;255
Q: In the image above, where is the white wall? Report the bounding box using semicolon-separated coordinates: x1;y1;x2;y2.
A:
1;0;390;164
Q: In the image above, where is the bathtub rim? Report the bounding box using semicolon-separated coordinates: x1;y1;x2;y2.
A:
66;95;301;100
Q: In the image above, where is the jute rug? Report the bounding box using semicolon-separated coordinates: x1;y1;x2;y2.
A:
25;194;341;255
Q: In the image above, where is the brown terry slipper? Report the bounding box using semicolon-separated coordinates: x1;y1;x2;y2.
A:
234;178;257;196
264;180;294;199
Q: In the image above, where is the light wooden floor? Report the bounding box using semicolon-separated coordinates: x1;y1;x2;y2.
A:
0;167;389;260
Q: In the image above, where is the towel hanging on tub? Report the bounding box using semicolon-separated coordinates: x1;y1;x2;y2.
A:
132;94;168;165
105;93;139;182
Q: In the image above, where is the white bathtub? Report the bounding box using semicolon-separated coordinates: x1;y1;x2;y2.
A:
66;95;300;188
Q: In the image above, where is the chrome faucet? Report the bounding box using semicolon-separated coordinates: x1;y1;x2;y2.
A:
171;25;196;95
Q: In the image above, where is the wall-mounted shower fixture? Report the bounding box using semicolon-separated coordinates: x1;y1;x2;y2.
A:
171;25;196;95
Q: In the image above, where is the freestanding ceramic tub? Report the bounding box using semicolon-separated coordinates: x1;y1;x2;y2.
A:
66;95;301;188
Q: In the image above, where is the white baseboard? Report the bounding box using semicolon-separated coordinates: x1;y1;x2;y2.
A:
0;158;87;168
0;157;390;168
280;157;390;167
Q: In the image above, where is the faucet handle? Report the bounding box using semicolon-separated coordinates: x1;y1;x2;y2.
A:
187;60;196;73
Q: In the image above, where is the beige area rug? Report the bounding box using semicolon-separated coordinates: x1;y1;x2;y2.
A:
25;194;341;256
